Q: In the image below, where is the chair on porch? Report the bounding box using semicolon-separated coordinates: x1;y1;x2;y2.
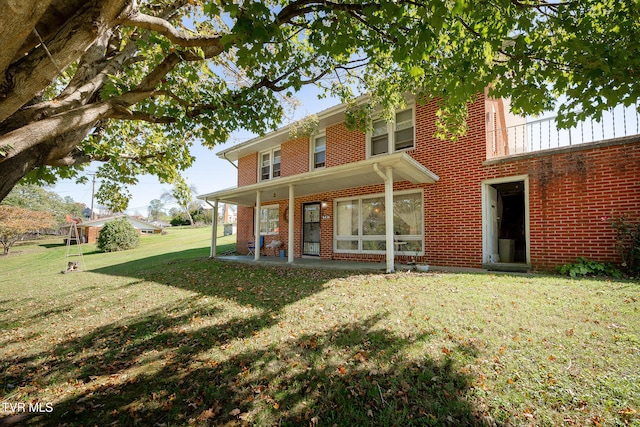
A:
394;237;408;264
247;236;264;256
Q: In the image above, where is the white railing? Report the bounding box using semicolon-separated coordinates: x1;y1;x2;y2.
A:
487;103;640;158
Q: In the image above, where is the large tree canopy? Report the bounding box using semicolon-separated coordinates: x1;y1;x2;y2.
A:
1;0;638;210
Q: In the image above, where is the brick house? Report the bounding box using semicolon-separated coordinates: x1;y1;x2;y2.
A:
63;215;163;244
199;92;640;272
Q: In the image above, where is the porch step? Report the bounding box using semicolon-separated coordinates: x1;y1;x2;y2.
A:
483;262;531;273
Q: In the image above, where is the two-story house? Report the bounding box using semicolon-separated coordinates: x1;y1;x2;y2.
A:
199;91;640;272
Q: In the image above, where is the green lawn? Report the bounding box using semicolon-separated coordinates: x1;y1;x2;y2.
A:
1;227;638;426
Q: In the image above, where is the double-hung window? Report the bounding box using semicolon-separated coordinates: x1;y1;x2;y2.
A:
259;148;281;181
368;107;415;156
311;134;326;169
394;109;414;150
371;119;389;156
259;205;279;235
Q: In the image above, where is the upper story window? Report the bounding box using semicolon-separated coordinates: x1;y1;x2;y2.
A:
260;147;281;181
311;134;326;169
368;107;415;157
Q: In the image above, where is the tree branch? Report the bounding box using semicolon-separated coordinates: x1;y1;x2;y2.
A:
0;0;130;123
0;101;114;164
110;110;177;124
46;149;168;167
0;0;53;77
277;1;372;24
119;11;223;48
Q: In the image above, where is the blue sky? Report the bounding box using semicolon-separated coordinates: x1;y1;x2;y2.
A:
53;85;342;216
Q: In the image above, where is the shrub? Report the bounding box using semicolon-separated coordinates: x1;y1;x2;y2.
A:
558;258;622;278
97;218;140;252
610;217;640;276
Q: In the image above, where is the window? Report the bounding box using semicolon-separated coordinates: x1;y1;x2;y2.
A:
259;148;281;181
259;205;279;235
334;191;423;254
371;119;389;155
335;200;359;250
394;109;414;150
368;107;415;157
312;134;326;169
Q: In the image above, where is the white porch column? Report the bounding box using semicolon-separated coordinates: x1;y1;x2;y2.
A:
254;191;261;261
288;184;294;264
210;199;219;258
374;164;395;273
384;166;394;273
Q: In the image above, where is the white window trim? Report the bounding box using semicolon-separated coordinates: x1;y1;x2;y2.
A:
333;189;424;255
259;204;280;235
309;132;327;170
366;105;416;158
258;146;281;181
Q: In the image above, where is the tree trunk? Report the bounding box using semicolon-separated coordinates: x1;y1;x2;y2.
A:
0;0;130;123
0;0;53;77
0;142;54;201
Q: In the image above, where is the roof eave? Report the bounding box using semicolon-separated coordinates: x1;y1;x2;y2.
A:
198;152;439;206
215;97;371;162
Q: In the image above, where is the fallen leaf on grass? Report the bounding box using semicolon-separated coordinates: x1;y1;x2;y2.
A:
354;350;369;362
619;407;638;417
198;407;218;421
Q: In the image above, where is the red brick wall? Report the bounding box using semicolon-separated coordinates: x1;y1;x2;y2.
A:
411;95;488;268
238;153;257;187
326;122;366;167
485;141;640;270
236;206;254;254
281;136;309;177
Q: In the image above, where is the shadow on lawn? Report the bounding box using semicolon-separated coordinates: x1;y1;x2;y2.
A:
1;255;493;425
90;252;359;311
2;301;488;427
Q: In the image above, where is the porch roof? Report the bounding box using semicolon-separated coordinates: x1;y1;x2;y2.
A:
198;152;439;206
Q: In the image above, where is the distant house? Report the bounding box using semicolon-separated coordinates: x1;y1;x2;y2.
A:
63;215;162;244
149;220;171;229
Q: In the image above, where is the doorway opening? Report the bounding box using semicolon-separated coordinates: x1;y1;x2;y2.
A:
483;176;529;269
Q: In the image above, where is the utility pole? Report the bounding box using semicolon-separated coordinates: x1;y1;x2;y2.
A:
90;174;96;220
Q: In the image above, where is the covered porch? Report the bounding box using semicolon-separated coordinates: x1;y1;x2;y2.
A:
198;152;439;273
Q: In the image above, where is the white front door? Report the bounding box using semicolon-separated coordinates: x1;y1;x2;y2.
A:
483;184;499;263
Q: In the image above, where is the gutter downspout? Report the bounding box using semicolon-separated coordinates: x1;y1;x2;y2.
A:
205;199;219;258
373;163;394;273
222;152;238;169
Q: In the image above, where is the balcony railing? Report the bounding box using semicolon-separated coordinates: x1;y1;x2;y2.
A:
487;103;640;159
